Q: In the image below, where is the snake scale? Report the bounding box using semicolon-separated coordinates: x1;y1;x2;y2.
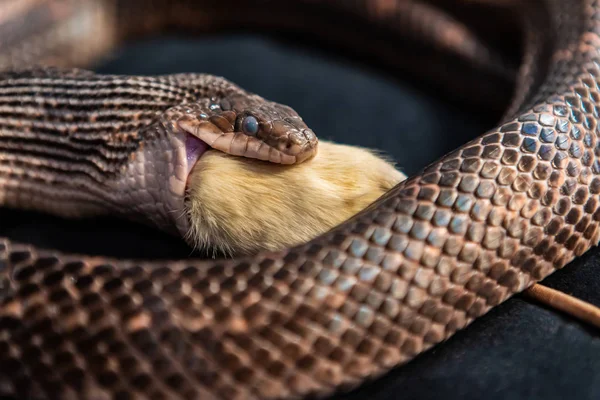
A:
0;0;598;399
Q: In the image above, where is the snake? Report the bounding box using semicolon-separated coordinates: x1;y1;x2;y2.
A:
0;0;598;399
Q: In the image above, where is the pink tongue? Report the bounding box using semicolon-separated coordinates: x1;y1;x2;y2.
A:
186;134;209;173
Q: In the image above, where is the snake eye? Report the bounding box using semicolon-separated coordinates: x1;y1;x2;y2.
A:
241;115;259;136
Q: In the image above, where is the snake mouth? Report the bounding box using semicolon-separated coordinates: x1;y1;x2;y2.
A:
185;133;209;174
179;120;304;165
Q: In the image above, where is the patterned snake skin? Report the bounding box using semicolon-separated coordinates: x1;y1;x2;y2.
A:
0;0;598;399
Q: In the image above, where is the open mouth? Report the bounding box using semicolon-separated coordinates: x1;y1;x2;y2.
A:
185;133;209;174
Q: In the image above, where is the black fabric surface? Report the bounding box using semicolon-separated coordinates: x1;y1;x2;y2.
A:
1;35;599;399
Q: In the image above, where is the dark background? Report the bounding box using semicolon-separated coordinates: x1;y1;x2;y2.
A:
1;35;599;399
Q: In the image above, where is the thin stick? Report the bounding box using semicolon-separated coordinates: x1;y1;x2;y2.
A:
524;284;600;329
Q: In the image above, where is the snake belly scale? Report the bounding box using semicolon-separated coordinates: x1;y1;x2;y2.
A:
0;0;599;399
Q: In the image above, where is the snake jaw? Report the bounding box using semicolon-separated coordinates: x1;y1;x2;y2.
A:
178;118;300;164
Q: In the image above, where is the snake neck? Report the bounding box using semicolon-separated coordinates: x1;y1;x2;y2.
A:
105;124;201;239
0;116;197;239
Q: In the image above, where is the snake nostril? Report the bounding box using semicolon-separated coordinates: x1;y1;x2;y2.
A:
302;129;315;144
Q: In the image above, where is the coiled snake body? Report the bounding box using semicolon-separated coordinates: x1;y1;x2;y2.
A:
0;0;598;399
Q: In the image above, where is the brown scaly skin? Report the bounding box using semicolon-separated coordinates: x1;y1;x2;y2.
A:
0;0;599;399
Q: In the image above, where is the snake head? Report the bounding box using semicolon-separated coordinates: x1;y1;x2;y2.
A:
177;94;318;165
